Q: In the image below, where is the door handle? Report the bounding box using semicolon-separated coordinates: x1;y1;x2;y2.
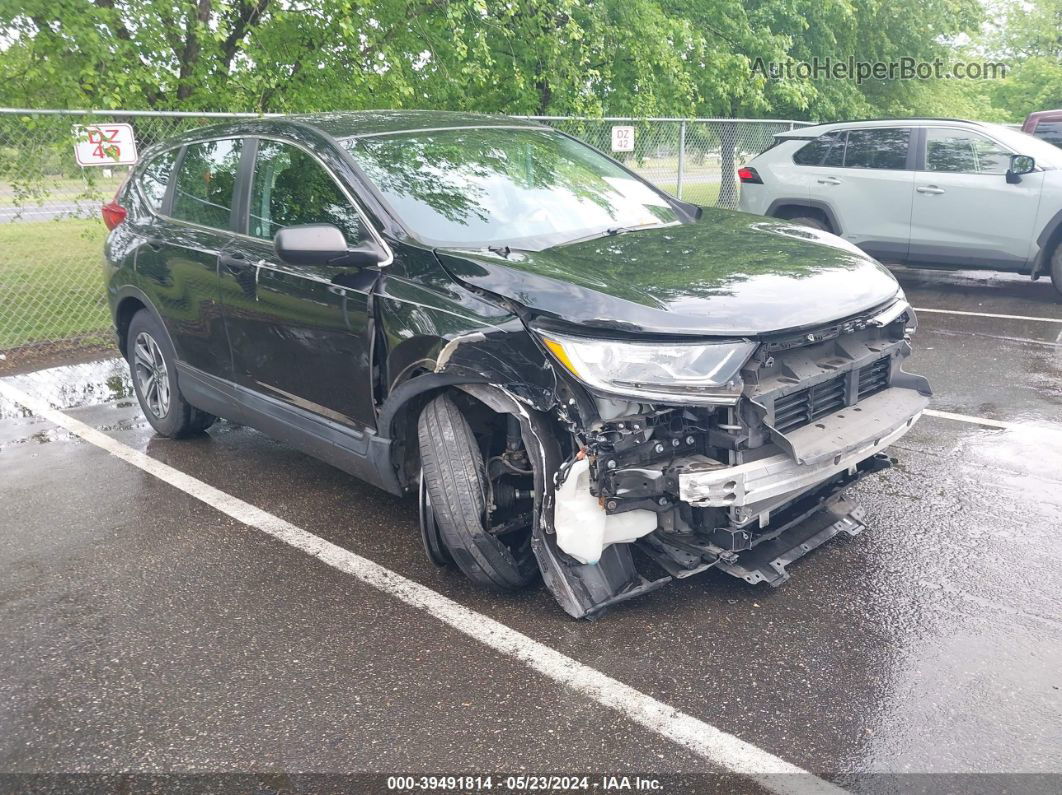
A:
817;177;841;185
145;236;163;251
219;253;251;274
917;185;945;195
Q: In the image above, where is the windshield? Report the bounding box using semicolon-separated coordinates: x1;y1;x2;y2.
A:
982;124;1062;168
344;128;682;249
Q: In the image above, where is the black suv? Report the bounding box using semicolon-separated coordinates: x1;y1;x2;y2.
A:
103;111;931;618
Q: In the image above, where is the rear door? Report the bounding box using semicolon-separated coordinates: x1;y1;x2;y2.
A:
220;137;380;432
807;127;914;262
909;127;1043;269
135;138;243;380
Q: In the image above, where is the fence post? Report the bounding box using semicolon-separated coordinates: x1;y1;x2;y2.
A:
677;120;686;199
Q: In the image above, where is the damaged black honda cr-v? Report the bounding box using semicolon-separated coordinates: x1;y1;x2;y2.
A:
103;111;931;618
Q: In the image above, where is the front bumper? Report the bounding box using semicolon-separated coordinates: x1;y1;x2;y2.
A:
678;386;928;509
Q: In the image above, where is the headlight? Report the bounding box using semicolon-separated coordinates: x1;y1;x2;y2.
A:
539;331;756;405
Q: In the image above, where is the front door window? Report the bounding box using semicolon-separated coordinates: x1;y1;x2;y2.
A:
249;140;364;243
925;129;1012;175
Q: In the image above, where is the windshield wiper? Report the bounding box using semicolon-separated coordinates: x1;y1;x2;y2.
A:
560;222;669;247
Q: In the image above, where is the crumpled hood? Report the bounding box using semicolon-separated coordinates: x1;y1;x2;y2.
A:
435;208;901;337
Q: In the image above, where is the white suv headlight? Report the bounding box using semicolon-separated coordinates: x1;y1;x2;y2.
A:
539;331;756;405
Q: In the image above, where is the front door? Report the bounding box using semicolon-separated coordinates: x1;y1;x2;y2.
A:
221;138;379;432
909;127;1043;270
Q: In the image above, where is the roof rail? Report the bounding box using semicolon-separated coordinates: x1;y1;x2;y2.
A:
807;117;985;126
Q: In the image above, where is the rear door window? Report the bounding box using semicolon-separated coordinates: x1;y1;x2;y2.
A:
171;138;243;230
793;132;845;166
842;128;910;169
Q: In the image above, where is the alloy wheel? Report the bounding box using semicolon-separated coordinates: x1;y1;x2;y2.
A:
133;331;171;419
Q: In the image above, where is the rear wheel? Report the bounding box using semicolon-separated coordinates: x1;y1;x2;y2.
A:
127;310;215;438
417;393;537;590
1050;244;1062;299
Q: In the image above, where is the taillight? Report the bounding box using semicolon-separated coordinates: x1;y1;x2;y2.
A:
737;166;763;184
101;200;127;230
101;174;131;230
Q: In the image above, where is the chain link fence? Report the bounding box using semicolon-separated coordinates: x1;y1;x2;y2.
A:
518;116;808;207
0;109;807;372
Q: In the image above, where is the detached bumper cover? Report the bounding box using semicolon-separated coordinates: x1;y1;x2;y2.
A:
678;386;928;508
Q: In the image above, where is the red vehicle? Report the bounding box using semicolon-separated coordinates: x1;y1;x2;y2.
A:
1023;110;1062;148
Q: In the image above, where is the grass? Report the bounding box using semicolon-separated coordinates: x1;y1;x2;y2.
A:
675;182;722;206
0;218;110;350
0;177;724;357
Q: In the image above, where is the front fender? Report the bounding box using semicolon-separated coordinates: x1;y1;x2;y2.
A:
456;384;667;619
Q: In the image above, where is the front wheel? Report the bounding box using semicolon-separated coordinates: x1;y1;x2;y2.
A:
126;310;215;438
417;393;537;590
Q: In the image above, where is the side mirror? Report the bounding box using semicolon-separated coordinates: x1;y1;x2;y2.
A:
273;224;385;268
1006;154;1036;184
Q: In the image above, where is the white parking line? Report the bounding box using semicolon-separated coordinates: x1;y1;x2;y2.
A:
924;408;1014;430
914;307;1062;324
0;379;842;795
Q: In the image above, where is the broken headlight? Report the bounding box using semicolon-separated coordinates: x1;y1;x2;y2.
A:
539;332;756;405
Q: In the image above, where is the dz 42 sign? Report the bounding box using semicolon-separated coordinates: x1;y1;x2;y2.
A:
610;125;635;152
73;123;138;166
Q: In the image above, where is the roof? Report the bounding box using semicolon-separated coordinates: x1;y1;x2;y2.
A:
285;110;543;138
143;110;548;157
779;118;990;138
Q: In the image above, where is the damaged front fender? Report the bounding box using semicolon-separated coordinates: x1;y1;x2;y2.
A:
456;384;669;619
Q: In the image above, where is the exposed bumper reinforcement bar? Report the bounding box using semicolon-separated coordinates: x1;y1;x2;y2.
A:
678;392;925;508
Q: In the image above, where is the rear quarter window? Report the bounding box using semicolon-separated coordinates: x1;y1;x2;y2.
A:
138;149;178;211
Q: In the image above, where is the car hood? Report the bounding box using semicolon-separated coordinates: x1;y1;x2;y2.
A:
435;209;901;337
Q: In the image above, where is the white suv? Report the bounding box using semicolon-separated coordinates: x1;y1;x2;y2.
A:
738;119;1062;295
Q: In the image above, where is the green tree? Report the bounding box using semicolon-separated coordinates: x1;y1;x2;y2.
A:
987;0;1062;118
0;0;993;119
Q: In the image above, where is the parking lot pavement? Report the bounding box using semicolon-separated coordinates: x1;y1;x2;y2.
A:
1;268;1061;789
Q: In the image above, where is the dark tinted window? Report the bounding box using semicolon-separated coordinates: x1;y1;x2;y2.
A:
171;139;242;229
822;133;846;166
793;132;844;166
843;128;909;169
1032;121;1062;148
139;149;178;210
926;129;1011;174
248;140;364;242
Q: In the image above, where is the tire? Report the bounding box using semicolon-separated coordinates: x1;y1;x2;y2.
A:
789;215;829;232
1050;244;1062;299
126;310;216;438
417;393;537;590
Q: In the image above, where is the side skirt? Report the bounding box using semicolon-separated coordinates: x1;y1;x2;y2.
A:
176;362;402;496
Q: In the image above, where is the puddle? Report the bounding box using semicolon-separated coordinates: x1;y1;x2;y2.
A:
0;357;131;419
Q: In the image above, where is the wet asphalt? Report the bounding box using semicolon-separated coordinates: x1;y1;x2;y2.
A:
1;266;1060;789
